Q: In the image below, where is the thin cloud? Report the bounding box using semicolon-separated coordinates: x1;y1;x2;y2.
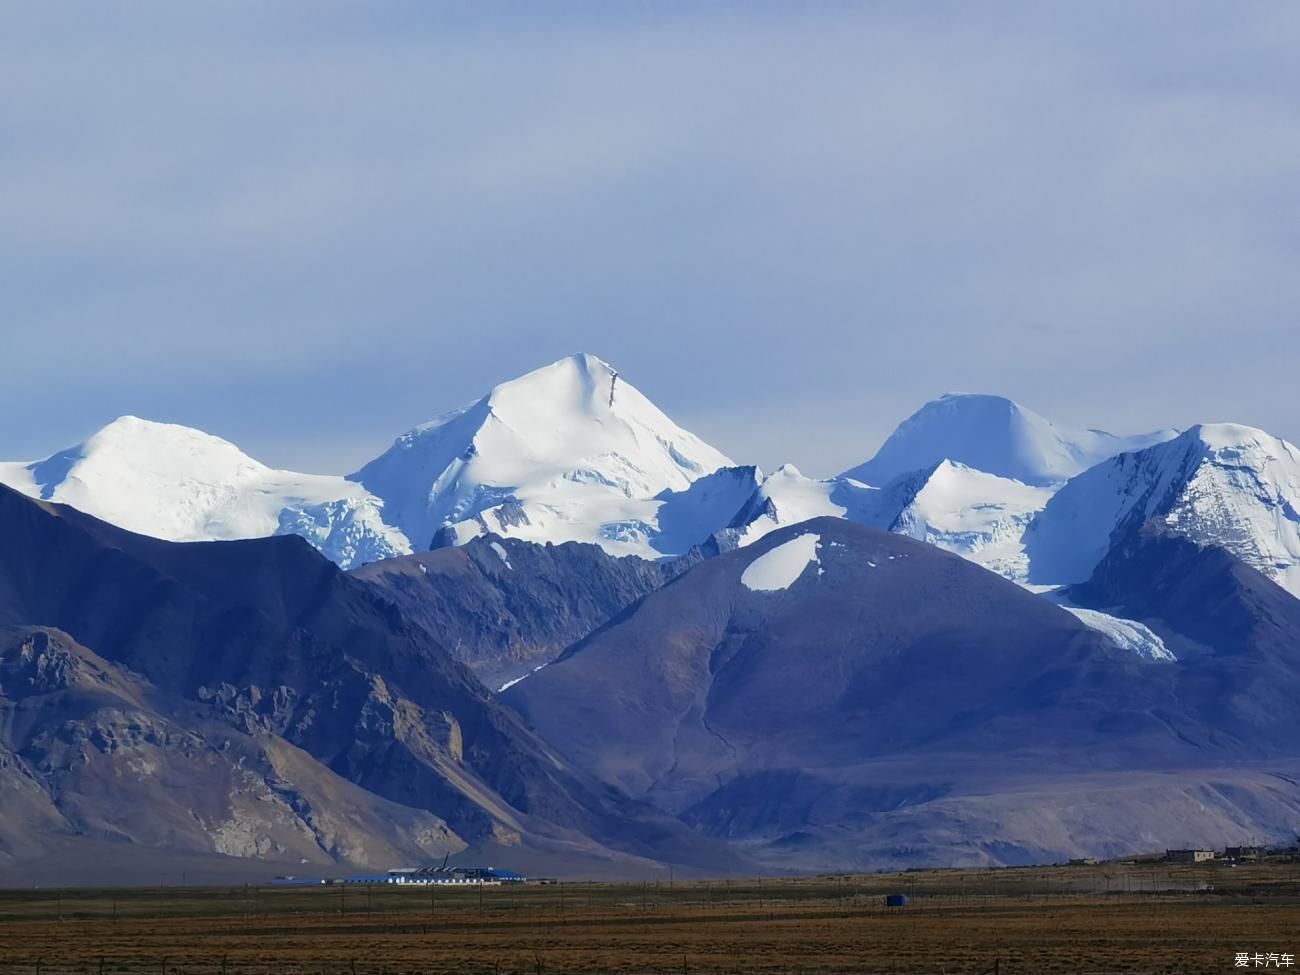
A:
1;3;1296;474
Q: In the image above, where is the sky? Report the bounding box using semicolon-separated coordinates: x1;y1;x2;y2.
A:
2;2;1297;478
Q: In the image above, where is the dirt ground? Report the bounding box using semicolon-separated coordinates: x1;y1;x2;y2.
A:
0;860;1296;974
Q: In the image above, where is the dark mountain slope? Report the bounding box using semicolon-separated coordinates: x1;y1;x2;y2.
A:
352;535;686;690
0;625;462;872
1070;522;1300;746
0;485;748;877
1074;522;1300;657
505;517;1300;869
506;518;1156;806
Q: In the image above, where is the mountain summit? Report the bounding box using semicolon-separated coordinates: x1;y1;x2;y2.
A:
843;393;1175;488
0;415;401;562
0;355;735;565
1026;422;1300;596
349;353;733;554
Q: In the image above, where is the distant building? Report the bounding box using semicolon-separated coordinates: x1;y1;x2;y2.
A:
1068;857;1099;866
380;865;526;885
885;894;908;907
1165;849;1215;863
1225;846;1264;860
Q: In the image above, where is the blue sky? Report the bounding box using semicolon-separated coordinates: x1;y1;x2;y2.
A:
2;2;1297;476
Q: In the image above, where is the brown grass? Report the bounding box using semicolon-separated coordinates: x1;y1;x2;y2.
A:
0;860;1296;974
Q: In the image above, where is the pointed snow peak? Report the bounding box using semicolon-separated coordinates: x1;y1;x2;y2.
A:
352;354;734;556
492;352;617;395
481;353;621;423
844;393;1176;488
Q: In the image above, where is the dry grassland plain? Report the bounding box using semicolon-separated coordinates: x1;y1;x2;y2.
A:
0;860;1296;975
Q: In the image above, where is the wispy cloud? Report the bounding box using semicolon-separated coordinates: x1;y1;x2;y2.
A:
2;2;1297;474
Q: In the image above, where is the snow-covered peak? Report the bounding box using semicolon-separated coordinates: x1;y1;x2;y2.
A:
484;352;620;427
1026;423;1300;596
0;355;736;565
0;415;409;562
1186;422;1293;455
45;414;270;488
717;465;886;550
351;354;734;553
898;459;1050;515
4;415;273;538
843;392;1176;488
880;460;1053;582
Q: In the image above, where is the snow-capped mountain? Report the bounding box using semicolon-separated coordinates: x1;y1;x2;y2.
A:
710;464;886;550
648;465;763;555
4;368;1296;609
347;353;734;557
0;355;737;566
884;460;1054;582
842;393;1176;488
708;460;1049;582
0;416;411;566
1025;423;1300;597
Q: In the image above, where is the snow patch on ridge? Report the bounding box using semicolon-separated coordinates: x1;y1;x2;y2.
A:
497;663;547;693
489;541;512;569
1059;605;1176;662
741;533;821;592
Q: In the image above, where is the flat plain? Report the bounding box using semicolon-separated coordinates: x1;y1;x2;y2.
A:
0;860;1296;975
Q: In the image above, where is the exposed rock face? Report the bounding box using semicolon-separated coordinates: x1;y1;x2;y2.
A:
352;534;688;690
0;625;463;872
